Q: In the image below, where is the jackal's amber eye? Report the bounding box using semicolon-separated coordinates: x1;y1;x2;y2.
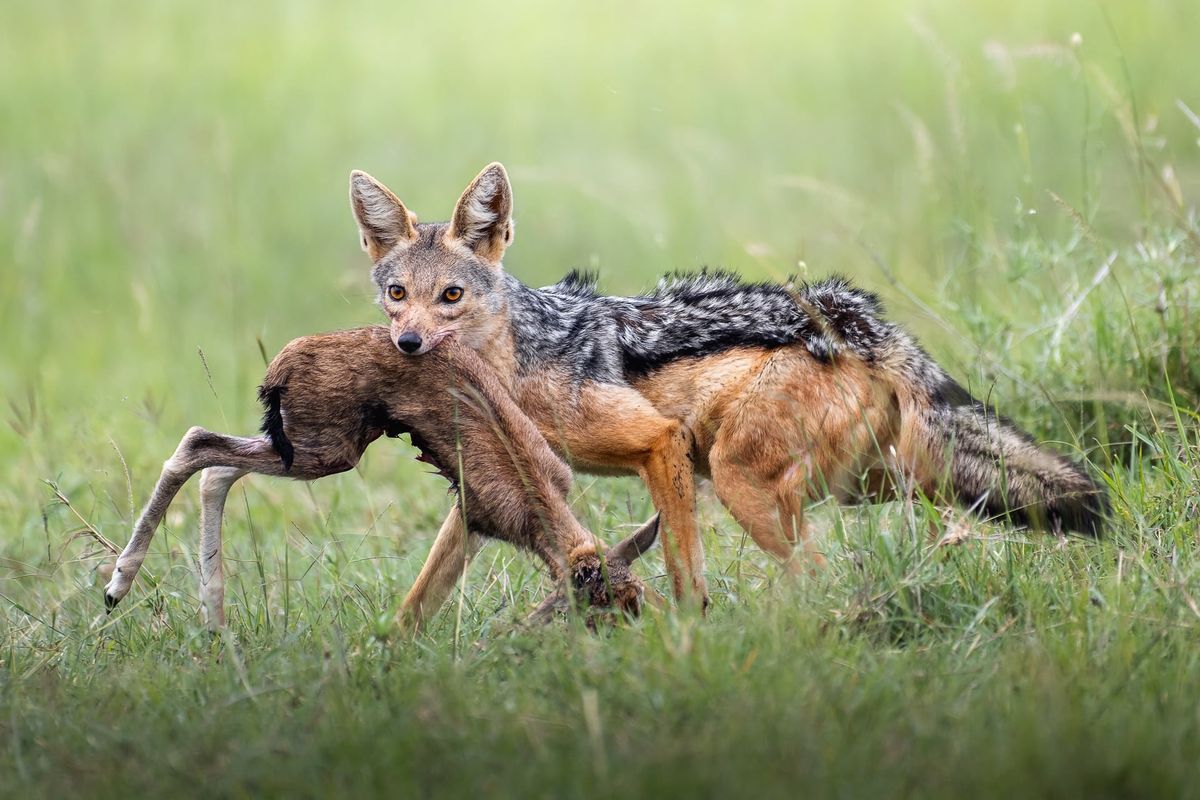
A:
387;285;406;302
442;286;463;303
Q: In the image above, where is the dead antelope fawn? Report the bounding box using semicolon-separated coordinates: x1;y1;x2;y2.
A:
104;327;658;630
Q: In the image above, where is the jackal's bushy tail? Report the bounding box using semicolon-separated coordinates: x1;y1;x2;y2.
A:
800;278;1109;536
918;390;1109;536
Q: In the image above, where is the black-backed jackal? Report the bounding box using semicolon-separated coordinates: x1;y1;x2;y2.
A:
348;163;1109;614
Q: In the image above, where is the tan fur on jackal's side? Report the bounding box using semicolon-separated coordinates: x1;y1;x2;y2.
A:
104;329;659;630
349;164;1109;617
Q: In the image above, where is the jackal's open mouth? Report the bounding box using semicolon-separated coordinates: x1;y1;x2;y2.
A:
426;330;454;350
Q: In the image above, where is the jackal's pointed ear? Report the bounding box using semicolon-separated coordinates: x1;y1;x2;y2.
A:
448;162;514;266
349;170;418;261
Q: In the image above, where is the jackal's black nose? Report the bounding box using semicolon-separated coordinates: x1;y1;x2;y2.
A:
396;332;422;354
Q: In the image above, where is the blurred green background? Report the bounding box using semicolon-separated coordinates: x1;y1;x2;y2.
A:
2;2;1200;795
2;0;1197;427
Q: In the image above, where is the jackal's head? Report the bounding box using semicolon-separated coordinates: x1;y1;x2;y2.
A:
349;163;514;356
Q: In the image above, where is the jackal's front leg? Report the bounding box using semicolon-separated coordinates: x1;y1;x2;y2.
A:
546;384;708;610
397;505;484;632
638;421;707;610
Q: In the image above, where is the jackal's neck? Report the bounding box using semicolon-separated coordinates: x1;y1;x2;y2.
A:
469;285;521;391
501;273;628;384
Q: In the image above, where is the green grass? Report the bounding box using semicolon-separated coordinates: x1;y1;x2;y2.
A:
3;0;1200;796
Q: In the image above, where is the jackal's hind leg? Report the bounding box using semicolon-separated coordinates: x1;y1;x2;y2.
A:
711;451;808;576
709;419;831;575
777;488;825;571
